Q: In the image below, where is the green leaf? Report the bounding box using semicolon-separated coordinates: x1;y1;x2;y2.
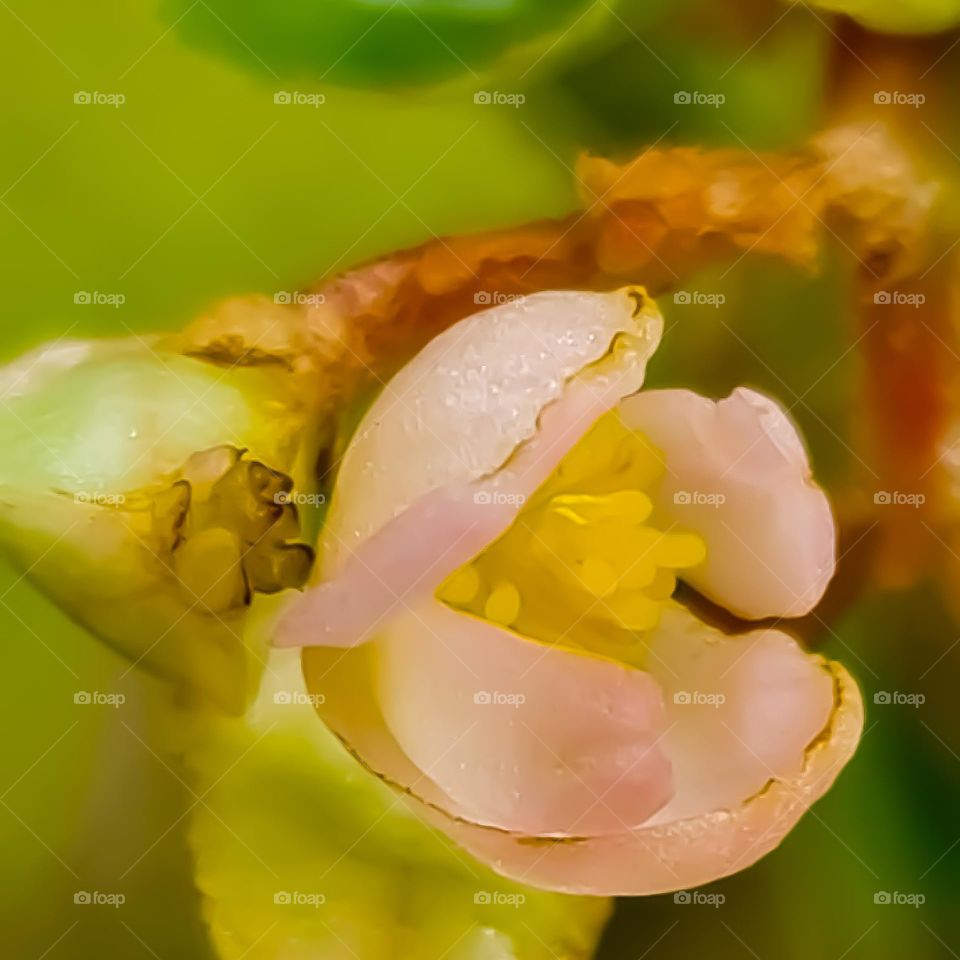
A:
160;0;606;86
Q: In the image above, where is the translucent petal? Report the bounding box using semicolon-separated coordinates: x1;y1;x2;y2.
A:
620;387;835;619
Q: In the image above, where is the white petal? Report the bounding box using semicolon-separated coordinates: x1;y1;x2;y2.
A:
323;288;662;571
278;288;663;648
641;603;836;822
302;602;862;896
373;601;673;836
620;387;835;618
436;651;860;896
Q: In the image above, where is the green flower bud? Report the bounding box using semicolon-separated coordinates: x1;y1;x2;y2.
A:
0;335;323;712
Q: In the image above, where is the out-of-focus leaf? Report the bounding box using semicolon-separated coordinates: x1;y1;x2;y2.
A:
558;3;826;152
160;0;616;86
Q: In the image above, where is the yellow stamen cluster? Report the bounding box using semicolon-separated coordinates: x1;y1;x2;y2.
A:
437;410;706;662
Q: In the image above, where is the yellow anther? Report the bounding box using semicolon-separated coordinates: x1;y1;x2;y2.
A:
550;506;590;527
435;410;708;663
578;556;619;598
550;490;653;524
625;526;667;559
653;532;707;569
609;489;654;520
485;582;522;627
606;592;661;631
442;564;481;605
646;568;677;601
619;558;658;591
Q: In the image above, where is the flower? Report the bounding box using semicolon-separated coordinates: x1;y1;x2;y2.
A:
276;287;864;896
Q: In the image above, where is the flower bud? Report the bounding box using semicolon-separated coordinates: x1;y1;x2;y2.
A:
0;335;322;712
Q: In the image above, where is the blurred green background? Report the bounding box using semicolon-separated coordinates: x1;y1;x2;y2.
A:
1;1;959;958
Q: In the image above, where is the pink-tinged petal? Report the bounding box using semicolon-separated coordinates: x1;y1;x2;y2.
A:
277;371;656;649
620;387;835;619
373;601;673;836
321;288;662;570
303;603;862;895
302;605;673;838
274;488;511;648
640;603;837;822
439;653;860;896
277;288;663;649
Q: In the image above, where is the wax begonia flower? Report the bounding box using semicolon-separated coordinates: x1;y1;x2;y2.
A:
277;287;863;896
